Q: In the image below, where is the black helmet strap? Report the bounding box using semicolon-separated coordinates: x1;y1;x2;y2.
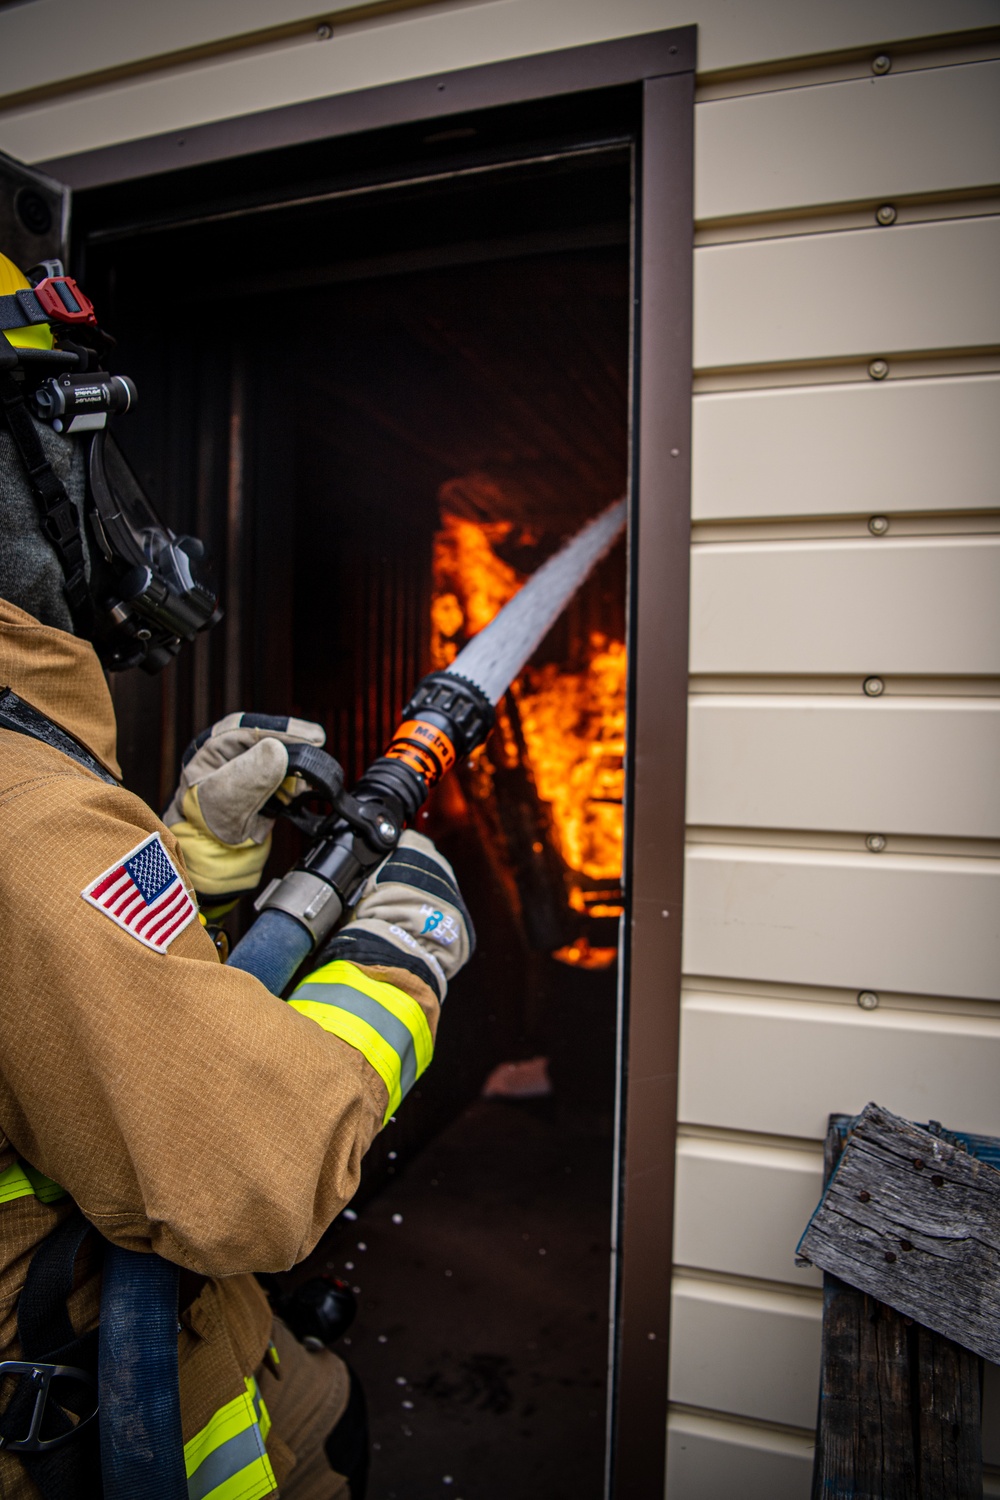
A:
0;342;92;629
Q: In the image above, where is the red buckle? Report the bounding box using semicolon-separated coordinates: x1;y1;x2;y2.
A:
32;276;97;327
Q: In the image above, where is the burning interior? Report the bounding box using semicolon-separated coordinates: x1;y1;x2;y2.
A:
431;510;625;972
82;141;632;1496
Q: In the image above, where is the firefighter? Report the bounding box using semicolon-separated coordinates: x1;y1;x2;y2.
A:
0;249;472;1497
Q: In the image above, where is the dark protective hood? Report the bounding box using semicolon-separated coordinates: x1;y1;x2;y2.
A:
0;413;88;634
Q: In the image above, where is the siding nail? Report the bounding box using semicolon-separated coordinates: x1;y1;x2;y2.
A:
863;676;884;697
872;54;892;74
858;1191;871;1203
932;1175;944;1187
885;1251;897;1263
899;1240;913;1252
913;1159;924;1170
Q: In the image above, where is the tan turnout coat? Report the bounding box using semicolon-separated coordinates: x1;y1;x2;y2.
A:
0;599;439;1493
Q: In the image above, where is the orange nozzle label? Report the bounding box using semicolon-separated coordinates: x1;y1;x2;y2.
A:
383;719;457;785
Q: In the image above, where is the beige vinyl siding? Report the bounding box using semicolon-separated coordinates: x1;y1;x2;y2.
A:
2;0;1000;166
679;22;1000;1493
687;697;1000;837
667;1410;815;1500
684;847;1000;998
670;1274;822;1428
680;989;1000;1140
691;535;1000;676
695;59;1000;222
695;216;1000;370
2;0;997;111
674;1134;824;1287
691;376;1000;522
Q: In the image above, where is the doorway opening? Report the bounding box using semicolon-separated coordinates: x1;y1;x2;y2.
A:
81;140;632;1497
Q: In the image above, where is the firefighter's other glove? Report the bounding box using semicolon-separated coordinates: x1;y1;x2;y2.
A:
323;830;474;1003
163;712;326;901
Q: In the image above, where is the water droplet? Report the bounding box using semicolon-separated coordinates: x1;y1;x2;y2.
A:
378;1334;388;1343
388;1151;398;1160
343;1209;358;1221
402;1400;414;1409
392;1213;403;1225
344;1261;354;1270
358;1242;367;1251
539;1248;546;1256
444;1269;453;1277
396;1376;407;1385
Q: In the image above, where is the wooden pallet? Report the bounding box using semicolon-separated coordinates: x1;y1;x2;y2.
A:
802;1110;994;1500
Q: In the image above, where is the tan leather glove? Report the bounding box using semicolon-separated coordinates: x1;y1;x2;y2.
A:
163;712;325;901
320;830;474;1003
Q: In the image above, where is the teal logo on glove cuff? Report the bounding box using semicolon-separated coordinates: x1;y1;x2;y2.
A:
420;905;459;945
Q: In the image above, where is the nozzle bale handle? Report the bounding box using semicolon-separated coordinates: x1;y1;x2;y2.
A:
227;671;495;994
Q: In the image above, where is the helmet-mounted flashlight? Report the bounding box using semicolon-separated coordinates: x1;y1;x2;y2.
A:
32;371;137;433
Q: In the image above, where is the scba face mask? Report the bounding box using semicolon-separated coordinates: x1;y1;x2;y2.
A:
0;255;220;672
84;429;220;672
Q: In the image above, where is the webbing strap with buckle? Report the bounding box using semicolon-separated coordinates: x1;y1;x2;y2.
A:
0;1210;101;1497
0;278;97;331
0;369;92;623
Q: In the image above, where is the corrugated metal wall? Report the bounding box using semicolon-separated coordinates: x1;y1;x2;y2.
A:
2;3;997;1495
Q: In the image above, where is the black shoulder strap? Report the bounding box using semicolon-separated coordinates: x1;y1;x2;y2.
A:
0;1208;103;1498
0;368;92;626
0;687;118;785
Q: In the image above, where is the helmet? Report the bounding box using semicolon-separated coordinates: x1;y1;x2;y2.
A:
0;251;53;350
0;252;219;671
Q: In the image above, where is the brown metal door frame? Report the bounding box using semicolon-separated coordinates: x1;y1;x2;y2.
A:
610;67;694;1497
44;29;695;1496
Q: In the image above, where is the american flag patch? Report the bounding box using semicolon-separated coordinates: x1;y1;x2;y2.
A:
81;834;196;952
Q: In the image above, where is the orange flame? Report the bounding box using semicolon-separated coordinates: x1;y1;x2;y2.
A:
432;513;624;968
431;515;522;664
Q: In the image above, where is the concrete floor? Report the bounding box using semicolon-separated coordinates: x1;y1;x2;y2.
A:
316;1097;614;1500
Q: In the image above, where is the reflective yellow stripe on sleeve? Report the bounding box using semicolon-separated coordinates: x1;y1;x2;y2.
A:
289;959;434;1122
0;1160;67;1206
184;1377;275;1500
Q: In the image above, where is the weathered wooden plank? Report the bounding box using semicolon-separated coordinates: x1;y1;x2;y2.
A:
811;1274;919;1500
809;1113;985;1500
799;1103;1000;1364
916;1323;984;1498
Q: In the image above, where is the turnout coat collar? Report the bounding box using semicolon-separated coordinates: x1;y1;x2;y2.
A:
0;597;121;780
